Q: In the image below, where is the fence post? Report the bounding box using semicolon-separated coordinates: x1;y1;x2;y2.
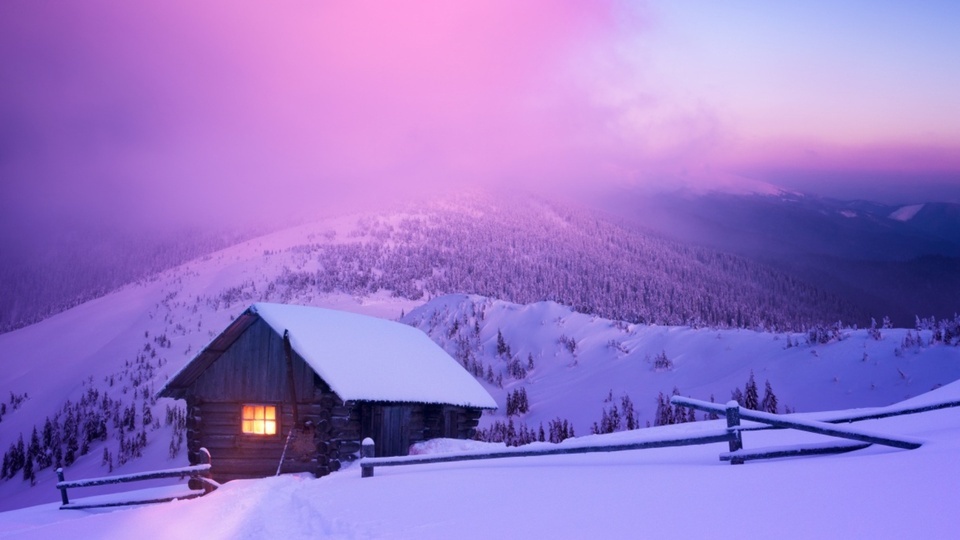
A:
725;401;744;465
199;447;214;494
56;468;69;506
361;438;375;478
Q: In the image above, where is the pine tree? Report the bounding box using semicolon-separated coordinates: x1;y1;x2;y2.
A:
760;380;779;414
731;387;744;407
63;409;79;467
9;435;26;478
744;371;759;410
496;329;508;356
654;392;675;426
142;402;153;430
28;428;41;471
41;418;54;469
621;394;637;430
22;449;35;484
707;394;719;420
670;387;686;423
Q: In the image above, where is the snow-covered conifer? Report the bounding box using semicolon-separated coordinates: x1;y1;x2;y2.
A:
760;380;779;414
744;372;759;410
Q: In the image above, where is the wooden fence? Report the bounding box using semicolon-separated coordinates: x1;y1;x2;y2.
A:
670;396;926;464
359;428;735;478
360;396;950;475
56;448;218;510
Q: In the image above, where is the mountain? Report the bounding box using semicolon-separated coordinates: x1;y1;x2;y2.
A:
0;225;265;334
2;192;959;510
589;187;960;325
1;192;859;336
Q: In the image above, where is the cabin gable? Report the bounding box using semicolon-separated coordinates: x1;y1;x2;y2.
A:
187;318;316;403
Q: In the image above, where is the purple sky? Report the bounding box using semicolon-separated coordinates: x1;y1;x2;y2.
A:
2;0;959;242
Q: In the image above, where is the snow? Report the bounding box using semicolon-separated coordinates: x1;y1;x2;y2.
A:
889;203;925;221
249;302;496;408
407;294;960;433
2;386;959;539
2;210;959;528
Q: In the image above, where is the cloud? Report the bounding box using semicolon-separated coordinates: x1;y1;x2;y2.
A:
2;0;661;234
4;0;956;245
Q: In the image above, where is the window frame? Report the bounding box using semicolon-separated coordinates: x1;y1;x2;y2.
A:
240;403;280;437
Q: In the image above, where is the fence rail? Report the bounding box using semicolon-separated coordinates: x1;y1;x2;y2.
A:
56;448;218;510
360;429;735;477
670;396;932;464
670;396;924;450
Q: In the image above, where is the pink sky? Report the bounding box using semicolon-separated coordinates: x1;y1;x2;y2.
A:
1;0;958;237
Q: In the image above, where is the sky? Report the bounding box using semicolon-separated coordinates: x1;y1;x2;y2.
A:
1;0;959;244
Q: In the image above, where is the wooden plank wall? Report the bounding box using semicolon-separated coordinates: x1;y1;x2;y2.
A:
189;318;315;403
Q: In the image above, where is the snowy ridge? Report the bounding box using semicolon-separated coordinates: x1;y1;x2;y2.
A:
405;294;960;436
889;203;925;221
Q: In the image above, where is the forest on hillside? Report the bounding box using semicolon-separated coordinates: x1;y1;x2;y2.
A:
213;196;861;331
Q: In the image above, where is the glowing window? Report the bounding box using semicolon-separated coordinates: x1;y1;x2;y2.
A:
241;405;277;435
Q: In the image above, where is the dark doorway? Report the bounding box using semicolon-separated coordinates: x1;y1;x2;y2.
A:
376;405;411;457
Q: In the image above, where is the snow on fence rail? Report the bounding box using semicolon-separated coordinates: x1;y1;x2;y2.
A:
670;396;928;464
55;448;218;510
798;399;960;425
359;428;735;478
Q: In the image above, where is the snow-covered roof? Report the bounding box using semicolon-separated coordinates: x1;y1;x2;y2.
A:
163;303;496;409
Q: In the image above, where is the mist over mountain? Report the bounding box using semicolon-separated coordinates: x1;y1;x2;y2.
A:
6;188;958;335
589;187;960;326
5;186;959;338
0;225;265;334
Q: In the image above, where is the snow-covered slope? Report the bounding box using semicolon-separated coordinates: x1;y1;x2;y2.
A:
405;295;960;435
1;203;958;515
2;381;959;539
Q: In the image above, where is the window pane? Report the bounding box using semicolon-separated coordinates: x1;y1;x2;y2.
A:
242;404;277;435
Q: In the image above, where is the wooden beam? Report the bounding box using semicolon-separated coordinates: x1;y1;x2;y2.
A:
719;441;872;462
671;395;960;428
671;396;923;450
61;491;205;510
55;464;212;489
360;429;734;477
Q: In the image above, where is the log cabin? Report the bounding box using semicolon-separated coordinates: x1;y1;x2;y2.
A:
158;302;497;482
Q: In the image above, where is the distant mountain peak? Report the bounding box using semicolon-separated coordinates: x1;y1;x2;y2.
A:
889;204;925;222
